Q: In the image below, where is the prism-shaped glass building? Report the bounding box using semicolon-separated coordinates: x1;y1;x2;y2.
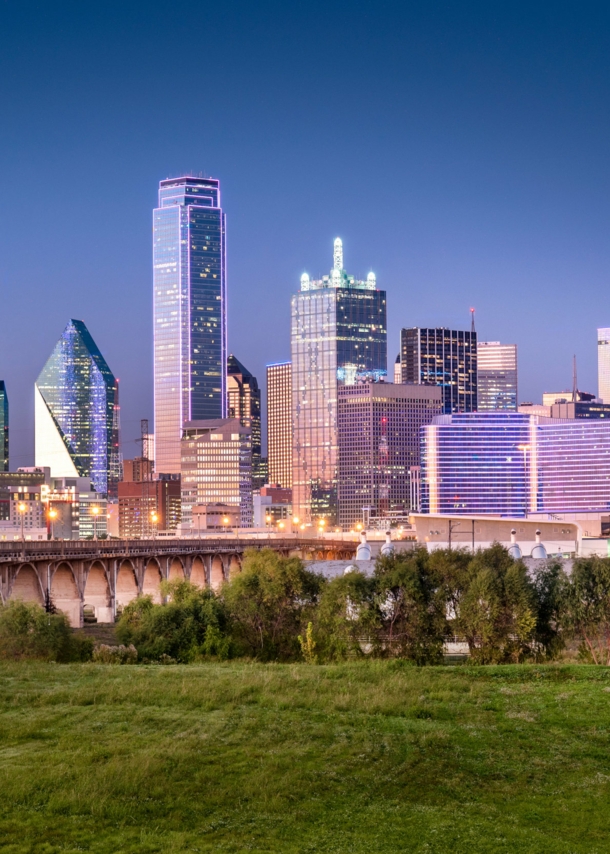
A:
35;320;120;498
153;176;227;474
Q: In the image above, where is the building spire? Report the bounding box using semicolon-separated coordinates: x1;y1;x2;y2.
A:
572;354;578;403
333;237;343;271
470;307;476;335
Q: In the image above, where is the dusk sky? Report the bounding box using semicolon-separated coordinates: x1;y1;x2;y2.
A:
2;0;610;467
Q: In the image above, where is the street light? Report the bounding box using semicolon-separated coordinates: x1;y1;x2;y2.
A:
355;522;363;532
278;520;285;531
18;501;26;542
265;514;272;528
222;515;229;535
48;507;58;541
91;505;100;541
150;511;159;540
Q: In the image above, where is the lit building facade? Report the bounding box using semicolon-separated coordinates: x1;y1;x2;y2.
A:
153;176;227;474
118;472;181;539
337;383;442;529
477;342;517;411
35;320;120;498
227;355;263;487
180;419;252;529
291;239;387;524
0;469;48;541
266;361;292;489
598;327;610;404
0;381;7;471
421;412;610;516
400;327;477;414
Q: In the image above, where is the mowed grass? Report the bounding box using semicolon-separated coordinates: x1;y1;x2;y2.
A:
1;663;610;853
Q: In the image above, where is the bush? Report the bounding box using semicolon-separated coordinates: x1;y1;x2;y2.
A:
0;600;93;662
313;570;378;661
92;643;138;664
222;549;323;660
559;557;610;664
116;580;231;662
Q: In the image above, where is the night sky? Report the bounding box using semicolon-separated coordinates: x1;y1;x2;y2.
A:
1;1;610;467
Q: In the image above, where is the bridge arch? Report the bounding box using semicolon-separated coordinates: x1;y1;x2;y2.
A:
10;563;44;606
190;555;206;588
142;559;163;603
168;557;185;582
51;562;81;627
116;560;138;612
84;562;112;624
210;555;224;591
228;555;241;578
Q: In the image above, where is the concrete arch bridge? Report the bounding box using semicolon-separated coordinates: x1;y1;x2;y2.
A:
0;537;355;627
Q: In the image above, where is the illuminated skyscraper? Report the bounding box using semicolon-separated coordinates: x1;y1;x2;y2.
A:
400;327;477;414
35;320;120;497
153;176;227;474
291;239;387;524
477;341;518;411
598;328;610;404
267;361;292;489
0;381;7;471
227;354;262;487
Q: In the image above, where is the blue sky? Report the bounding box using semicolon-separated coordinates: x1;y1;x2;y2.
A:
1;0;610;465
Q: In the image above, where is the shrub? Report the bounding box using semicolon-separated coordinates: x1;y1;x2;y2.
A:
116;581;231;662
92;643;138;664
0;600;93;662
559;557;610;664
313;570;378;661
223;549;323;660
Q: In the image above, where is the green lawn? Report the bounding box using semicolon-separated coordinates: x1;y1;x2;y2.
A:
1;662;610;853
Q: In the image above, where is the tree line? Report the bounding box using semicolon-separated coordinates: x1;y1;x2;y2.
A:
2;544;610;665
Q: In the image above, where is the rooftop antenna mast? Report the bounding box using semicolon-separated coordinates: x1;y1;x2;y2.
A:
470;308;476;335
572;355;578;403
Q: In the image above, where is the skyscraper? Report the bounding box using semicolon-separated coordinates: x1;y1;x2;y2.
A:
227;354;262;487
0;381;7;471
35;320;120;497
291;238;387;524
153;176;227;474
337;382;442;529
598;328;610;404
267;361;292;489
400;327;477;414
477;341;518;411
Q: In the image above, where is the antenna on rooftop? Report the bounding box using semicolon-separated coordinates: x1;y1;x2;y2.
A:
572;355;578;403
470;307;476;335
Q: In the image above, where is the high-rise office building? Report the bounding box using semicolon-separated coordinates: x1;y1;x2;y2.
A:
153;176;227;474
421;412;610;516
393;354;401;384
477;342;517;411
400;327;477;414
180;419;252;528
291;239;387;524
598;328;610;404
0;381;7;471
35;320;120;497
227;355;263;487
266;361;292;489
337;382;442;529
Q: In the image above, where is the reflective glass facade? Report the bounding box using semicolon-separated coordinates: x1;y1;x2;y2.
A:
291;239;387;524
227;355;262;488
422;412;610;516
0;381;7;471
598;327;610;404
267;362;292;489
401;327;477;414
154;177;227;474
477;341;517;411
35;320;120;497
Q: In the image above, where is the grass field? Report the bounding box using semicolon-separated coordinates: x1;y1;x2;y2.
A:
1;662;610;853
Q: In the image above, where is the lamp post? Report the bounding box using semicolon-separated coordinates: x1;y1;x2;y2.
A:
18;501;26;542
151;511;159;540
222;515;229;535
48;507;58;541
91;505;100;541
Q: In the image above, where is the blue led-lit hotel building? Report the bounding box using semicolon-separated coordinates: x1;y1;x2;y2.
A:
291;238;387;524
35;320;120;498
153;176;227;474
421;412;610;516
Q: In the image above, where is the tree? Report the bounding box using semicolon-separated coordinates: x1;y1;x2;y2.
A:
222;549;322;660
374;550;446;664
455;544;538;664
559;557;610;664
313;570;378;661
0;600;93;662
116;580;231;662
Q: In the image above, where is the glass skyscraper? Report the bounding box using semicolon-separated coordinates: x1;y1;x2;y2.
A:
153;176;227;474
267;361;292;489
598;327;610;404
227;354;262;488
35;320;120;497
421;412;610;516
291;238;387;525
0;381;7;471
477;341;518;411
401;327;477;414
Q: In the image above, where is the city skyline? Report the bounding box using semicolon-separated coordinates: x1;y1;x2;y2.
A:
3;3;610;466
